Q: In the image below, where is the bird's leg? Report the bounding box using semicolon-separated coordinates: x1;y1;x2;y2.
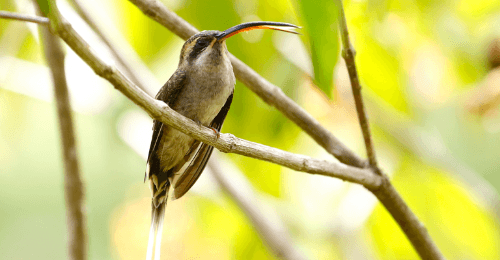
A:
210;127;220;139
193;118;219;139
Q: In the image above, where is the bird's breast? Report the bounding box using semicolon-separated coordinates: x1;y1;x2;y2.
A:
174;61;235;126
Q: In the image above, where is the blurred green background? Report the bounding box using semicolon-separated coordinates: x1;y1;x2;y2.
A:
1;0;500;259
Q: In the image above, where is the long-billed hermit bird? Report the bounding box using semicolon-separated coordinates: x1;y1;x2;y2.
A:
144;21;299;260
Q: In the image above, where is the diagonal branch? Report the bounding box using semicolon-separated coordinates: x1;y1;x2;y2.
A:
127;0;367;169
34;5;87;260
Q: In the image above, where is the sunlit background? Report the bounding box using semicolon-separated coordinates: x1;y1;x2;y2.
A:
1;0;500;259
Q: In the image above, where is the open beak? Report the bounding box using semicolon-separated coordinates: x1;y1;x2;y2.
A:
216;21;300;41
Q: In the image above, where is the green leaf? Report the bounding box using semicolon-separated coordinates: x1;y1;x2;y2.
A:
295;0;340;98
35;0;50;16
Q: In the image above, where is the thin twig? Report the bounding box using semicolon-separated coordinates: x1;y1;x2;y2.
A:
337;1;444;259
34;4;87;260
0;10;49;24
208;157;308;260
127;0;367;169
337;2;378;169
67;0;157;96
39;6;381;190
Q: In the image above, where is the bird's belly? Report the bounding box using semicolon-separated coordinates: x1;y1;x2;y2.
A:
196;89;231;124
157;129;195;172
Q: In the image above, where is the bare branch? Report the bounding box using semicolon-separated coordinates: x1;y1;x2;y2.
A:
337;1;444;259
337;2;378;169
208;157;308;260
127;0;367;169
42;6;380;189
0;10;49;24
34;4;87;260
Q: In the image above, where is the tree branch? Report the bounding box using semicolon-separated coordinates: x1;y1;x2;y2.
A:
127;0;367;169
337;2;378;169
337;1;444;259
208;158;308;260
38;6;380;190
34;5;87;260
0;10;48;24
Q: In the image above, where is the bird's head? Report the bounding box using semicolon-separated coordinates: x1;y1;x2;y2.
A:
178;21;299;68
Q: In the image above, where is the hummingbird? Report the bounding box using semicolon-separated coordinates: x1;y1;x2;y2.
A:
144;21;299;260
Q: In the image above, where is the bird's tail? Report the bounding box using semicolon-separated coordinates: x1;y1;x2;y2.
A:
146;180;170;260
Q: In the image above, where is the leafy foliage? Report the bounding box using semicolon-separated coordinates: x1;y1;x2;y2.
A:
294;0;339;98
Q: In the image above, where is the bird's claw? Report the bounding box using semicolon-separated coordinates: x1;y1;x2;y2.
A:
211;127;220;139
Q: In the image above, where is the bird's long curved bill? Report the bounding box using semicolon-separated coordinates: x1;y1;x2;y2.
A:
216;21;300;41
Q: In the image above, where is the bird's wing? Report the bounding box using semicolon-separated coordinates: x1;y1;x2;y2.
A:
145;70;187;181
173;92;234;199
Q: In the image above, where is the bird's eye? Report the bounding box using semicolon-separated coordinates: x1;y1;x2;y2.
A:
189;38;212;60
195;38;210;48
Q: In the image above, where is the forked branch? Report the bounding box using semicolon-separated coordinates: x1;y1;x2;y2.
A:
337;1;444;259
